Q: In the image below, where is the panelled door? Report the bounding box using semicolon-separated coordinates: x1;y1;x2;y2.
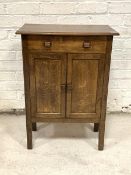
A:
29;52;66;118
66;53;105;119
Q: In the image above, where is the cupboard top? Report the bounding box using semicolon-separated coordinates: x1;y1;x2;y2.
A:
16;24;119;36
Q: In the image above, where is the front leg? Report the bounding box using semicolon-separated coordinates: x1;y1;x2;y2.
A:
98;121;105;151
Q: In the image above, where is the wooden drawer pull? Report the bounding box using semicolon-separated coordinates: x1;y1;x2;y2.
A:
83;42;91;48
44;41;52;48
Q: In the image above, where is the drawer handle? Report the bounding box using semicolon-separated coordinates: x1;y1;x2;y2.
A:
44;41;52;48
83;42;91;48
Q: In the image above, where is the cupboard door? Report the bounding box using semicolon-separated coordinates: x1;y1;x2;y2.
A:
67;53;105;119
29;52;66;118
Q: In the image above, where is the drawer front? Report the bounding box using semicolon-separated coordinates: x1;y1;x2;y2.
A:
26;35;107;53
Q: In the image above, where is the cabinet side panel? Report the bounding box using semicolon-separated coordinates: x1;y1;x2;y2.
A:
100;36;113;121
98;36;113;150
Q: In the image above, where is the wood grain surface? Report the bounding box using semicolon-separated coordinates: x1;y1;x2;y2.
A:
16;24;119;36
18;24;118;150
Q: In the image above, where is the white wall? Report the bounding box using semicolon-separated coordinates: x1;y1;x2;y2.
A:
0;0;131;112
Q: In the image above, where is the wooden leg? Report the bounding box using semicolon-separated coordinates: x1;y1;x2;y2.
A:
94;123;99;132
98;120;105;151
32;122;37;131
26;122;32;149
97;36;112;151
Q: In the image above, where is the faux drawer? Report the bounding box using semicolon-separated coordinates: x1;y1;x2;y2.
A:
25;35;107;53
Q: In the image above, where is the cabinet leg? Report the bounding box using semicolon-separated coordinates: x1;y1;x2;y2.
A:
26;123;32;149
32;122;37;131
94;123;99;132
98;121;105;151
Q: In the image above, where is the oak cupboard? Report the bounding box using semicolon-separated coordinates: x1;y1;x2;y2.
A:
16;24;119;150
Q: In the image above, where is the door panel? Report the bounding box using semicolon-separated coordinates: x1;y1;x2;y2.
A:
67;53;105;118
29;52;66;118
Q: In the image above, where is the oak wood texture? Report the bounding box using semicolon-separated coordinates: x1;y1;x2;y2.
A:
24;35;107;53
21;35;32;149
17;24;119;150
31;117;99;123
98;36;113;151
66;53;104;119
16;24;119;36
29;52;66;118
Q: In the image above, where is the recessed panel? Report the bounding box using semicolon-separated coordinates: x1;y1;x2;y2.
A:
71;59;98;113
35;58;61;113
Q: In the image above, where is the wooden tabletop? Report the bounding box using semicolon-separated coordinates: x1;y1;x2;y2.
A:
16;24;119;36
